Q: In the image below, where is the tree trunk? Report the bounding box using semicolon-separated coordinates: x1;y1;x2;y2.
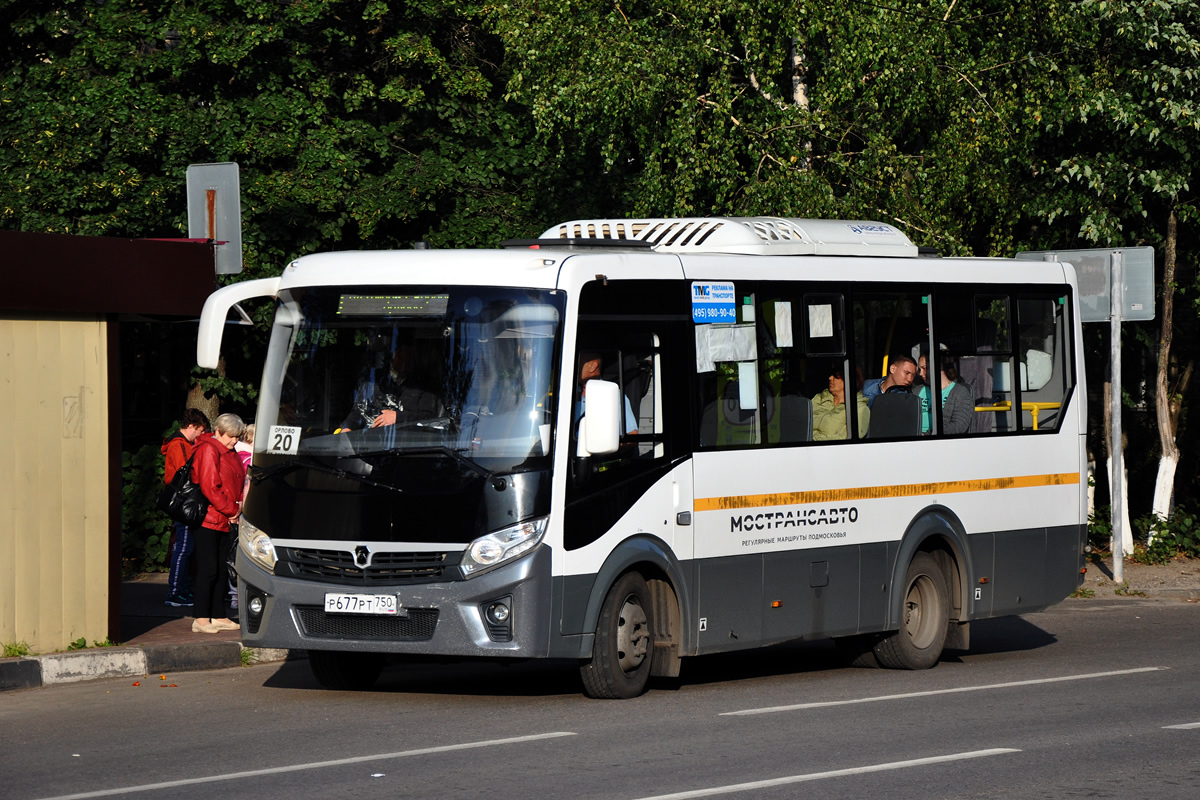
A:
185;356;224;427
1103;377;1133;556
1150;207;1181;542
1107;450;1133;556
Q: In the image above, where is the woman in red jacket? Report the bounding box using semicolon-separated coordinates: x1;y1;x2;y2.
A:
190;413;247;634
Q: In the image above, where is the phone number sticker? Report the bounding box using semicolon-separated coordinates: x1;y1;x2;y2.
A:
691;281;737;324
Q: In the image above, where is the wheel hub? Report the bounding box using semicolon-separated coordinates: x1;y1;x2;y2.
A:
616;596;649;674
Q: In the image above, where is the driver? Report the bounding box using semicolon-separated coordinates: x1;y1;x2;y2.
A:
337;344;441;432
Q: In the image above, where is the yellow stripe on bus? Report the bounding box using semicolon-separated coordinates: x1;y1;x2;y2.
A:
694;472;1080;512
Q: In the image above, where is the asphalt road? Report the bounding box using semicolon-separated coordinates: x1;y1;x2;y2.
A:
3;597;1199;800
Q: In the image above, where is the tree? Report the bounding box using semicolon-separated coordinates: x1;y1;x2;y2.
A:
0;0;568;257
0;0;581;418
489;0;1080;255
1032;0;1200;547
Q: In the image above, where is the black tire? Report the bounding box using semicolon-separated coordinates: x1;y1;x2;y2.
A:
309;650;385;691
873;552;949;670
580;572;654;699
834;634;881;668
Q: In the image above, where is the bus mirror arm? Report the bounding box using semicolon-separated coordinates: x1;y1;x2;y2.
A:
197;277;282;368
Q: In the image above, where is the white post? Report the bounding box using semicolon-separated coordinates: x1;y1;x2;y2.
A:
1110;250;1125;583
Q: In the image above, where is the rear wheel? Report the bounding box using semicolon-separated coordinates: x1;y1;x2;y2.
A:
873;552;949;670
580;572;654;699
309;650;385;690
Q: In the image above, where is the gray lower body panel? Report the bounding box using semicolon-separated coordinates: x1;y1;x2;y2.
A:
237;545;555;658
556;524;1084;659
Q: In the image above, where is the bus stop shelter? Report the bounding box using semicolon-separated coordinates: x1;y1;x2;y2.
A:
0;229;215;652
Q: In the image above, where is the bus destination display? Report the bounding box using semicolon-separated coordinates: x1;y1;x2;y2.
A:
338;294;450;317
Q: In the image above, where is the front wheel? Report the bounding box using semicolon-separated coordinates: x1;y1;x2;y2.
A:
309;650;385;691
580;572;654;699
873;552;949;670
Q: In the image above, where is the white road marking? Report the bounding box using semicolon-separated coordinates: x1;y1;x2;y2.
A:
1163;722;1200;730
632;748;1021;800
722;666;1165;716
36;732;576;800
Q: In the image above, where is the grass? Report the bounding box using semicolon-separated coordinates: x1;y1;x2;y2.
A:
3;641;32;658
240;647;256;667
1070;586;1096;599
65;637;121;652
1114;582;1147;597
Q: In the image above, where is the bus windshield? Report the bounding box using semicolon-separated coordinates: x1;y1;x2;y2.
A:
257;286;563;473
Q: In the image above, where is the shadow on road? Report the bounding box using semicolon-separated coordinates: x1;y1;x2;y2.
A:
258;615;1057;696
949;615;1058;657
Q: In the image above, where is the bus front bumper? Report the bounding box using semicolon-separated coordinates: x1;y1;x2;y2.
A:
234;545;554;657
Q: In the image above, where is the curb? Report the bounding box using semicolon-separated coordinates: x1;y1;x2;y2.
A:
0;643;289;692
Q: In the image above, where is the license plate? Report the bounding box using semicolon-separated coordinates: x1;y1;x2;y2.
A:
324;592;400;616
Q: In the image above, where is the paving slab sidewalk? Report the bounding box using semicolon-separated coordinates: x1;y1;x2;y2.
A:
1;573;289;692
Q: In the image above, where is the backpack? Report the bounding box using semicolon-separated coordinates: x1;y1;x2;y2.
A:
156;451;209;527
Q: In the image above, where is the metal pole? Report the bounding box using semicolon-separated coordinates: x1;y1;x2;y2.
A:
1110;250;1124;583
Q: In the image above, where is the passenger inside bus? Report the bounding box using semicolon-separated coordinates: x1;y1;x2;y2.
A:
812;365;870;441
862;353;918;406
916;351;973;435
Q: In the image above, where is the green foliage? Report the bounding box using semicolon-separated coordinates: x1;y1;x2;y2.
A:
490;0;1079;255
121;437;173;575
1088;505;1114;551
1070;586;1096;599
0;0;568;263
2;641;32;658
190;366;258;407
61;638;115;652
1132;506;1200;562
1035;0;1200;244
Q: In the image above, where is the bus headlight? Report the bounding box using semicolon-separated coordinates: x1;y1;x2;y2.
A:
460;517;548;579
239;517;277;574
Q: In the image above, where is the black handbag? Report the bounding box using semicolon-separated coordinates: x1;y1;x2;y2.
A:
156;452;210;528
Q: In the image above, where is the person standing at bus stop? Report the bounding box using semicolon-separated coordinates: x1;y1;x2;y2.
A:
161;408;210;608
190;413;246;634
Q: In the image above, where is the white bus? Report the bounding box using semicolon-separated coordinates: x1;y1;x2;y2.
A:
198;217;1087;698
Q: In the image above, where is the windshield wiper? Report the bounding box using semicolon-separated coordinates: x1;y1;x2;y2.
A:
249;459;403;495
381;446;496;480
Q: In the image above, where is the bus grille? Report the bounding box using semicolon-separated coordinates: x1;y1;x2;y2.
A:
294;606;439;641
277;547;460;585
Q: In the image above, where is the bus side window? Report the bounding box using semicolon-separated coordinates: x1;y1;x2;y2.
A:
574;338;664;466
852;291;925;440
1016;296;1073;432
971;295;1016;434
698;287;847;447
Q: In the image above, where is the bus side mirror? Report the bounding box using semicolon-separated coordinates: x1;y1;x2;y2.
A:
197;276;281;368
578;379;621;457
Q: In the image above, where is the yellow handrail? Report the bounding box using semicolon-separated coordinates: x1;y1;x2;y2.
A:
973;401;1062;431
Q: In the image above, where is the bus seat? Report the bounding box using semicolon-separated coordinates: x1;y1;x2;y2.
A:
776;395;813;443
868;391;921;438
958;354;994;434
699;402;718;447
1023;349;1052;391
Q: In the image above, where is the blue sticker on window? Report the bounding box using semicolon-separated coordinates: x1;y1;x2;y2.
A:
691;282;737;323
